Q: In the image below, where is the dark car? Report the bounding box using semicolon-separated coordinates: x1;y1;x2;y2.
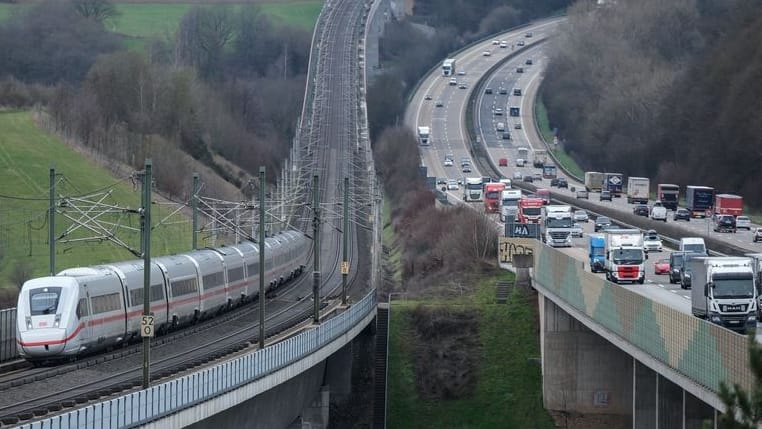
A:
523;175;534;183
713;214;737;233
485;88;493;94
599;190;612;201
633;204;650;217
557;178;568;188
499;88;508;95
502;132;511;140
594;216;612;232
525;59;533;65
550;178;559;187
669;252;686;284
673;208;691;221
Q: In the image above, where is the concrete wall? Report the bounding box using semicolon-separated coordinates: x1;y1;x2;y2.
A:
541;296;633;418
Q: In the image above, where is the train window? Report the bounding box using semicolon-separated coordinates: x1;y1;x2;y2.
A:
76;298;89;318
151;283;164;301
29;287;63;316
90;292;122;314
130;283;165;307
171;278;198;296
228;266;244;283
202;272;225;289
130;288;142;307
247;262;259;276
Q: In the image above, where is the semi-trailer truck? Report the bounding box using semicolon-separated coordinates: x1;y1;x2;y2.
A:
500;189;522;222
584;172;605;192
483;182;506;213
533;150;548;168
463;177;484;202
417;126;431;146
685;186;715;218
517;197;544;224
604;173;624;197
605;229;645;284
626;177;650;204
541;205;573;247
715;194;743;217
657;184;679;211
542;164;557;179
689;257;757;333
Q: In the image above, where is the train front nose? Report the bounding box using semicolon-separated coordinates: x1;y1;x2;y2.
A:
17;328;68;357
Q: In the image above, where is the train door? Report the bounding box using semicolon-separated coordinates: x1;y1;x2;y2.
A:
77;285;93;346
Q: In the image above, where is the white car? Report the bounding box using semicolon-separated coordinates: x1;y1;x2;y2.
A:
573;210;589;223
449;78;457;86
444;158;453;167
736;216;752;230
482;51;492;57
457;70;466;76
492;40;500;45
446;179;459;190
499;41;507;48
515;158;526;167
571;223;583;238
513;171;523;180
644;231;663;252
650;206;668;222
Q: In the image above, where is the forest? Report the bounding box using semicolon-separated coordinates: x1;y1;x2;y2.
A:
542;0;762;207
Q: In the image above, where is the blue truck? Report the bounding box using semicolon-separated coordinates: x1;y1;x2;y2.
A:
604;173;624;197
589;235;606;273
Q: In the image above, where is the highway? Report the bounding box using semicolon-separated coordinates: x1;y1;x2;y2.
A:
405;19;762;336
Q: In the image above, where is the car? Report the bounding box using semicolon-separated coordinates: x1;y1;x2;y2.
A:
514;123;522;129
499;88;508;95
633;204;650;217
643;230;663;252
713;214;736;233
654;258;670;275
449;78;457;86
573;210;589;223
550;178;559;187
571;223;583;238
444;157;453;167
492;39;500;45
460;157;470;167
496;122;506;132
485;88;493;94
517;40;525;46
650;205;668;222
533;173;543;181
515;158;526;167
494;107;503;116
523;175;534;183
516;67;524;73
513;88;522;96
525;59;533;65
525;32;533;38
446;179;459;190
736;216;752;230
457;70;466;76
424;94;432;100
437;178;447;185
754;227;762;243
513;171;523;180
498;158;508;167
669;252;686;284
673;208;691;221
483;51;492;57
557;178;568;188
499;41;507;48
576;190;589;199
462;164;472;173
599;190;612;201
594;216;612;232
502;132;511;140
435;100;444;107
458;83;467;89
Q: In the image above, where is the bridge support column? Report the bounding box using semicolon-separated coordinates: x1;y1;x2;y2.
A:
540;296;632;426
325;341;353;401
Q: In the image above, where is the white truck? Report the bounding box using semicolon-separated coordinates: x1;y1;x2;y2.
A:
500;189;522;222
604;229;645;284
584;171;605;192
517;147;529;167
745;253;762;321
541;205;574;247
626;177;650;204
463;177;484;202
689;257;757;333
532;149;548;168
417;126;430;146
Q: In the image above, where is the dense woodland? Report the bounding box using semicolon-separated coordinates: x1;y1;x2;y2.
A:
543;0;762;207
0;0;310;199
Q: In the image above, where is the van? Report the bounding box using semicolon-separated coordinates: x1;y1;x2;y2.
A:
496;122;505;132
679;237;707;256
650;205;667;222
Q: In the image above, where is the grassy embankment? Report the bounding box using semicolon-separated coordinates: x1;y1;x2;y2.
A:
388;277;554;428
535;98;584;179
0;111;192;290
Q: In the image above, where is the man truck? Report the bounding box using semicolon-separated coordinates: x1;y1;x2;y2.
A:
657;184;679;211
626;177;650;204
689;257;757;333
500;189;522;222
605;229;645;284
463;177;484;202
541;205;573;247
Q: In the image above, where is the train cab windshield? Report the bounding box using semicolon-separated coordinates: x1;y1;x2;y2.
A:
29;287;62;315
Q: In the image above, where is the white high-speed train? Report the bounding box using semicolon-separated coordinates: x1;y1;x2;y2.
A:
16;231;309;362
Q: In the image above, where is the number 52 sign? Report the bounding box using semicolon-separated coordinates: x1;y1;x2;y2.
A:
141;315;155;338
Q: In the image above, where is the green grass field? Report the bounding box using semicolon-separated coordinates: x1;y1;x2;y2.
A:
535;98;585;180
388;275;555;428
0;110;192;290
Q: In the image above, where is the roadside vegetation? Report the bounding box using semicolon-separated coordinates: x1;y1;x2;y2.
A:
542;0;762;208
534;98;584;179
388;276;554;428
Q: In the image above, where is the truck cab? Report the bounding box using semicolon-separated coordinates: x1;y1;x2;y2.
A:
517;198;544;224
589;235;606;272
542;205;573;247
604;229;645;284
500;189;522;222
463;177;484;202
689;257;757;333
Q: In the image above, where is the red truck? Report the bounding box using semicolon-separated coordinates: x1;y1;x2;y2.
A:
715;194;743;216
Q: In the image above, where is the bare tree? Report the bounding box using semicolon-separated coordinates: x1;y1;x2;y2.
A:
70;0;119;24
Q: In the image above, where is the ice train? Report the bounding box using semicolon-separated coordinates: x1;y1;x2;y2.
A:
16;231;309;361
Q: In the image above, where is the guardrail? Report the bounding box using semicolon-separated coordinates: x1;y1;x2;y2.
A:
17;291;378;429
0;308;17;363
